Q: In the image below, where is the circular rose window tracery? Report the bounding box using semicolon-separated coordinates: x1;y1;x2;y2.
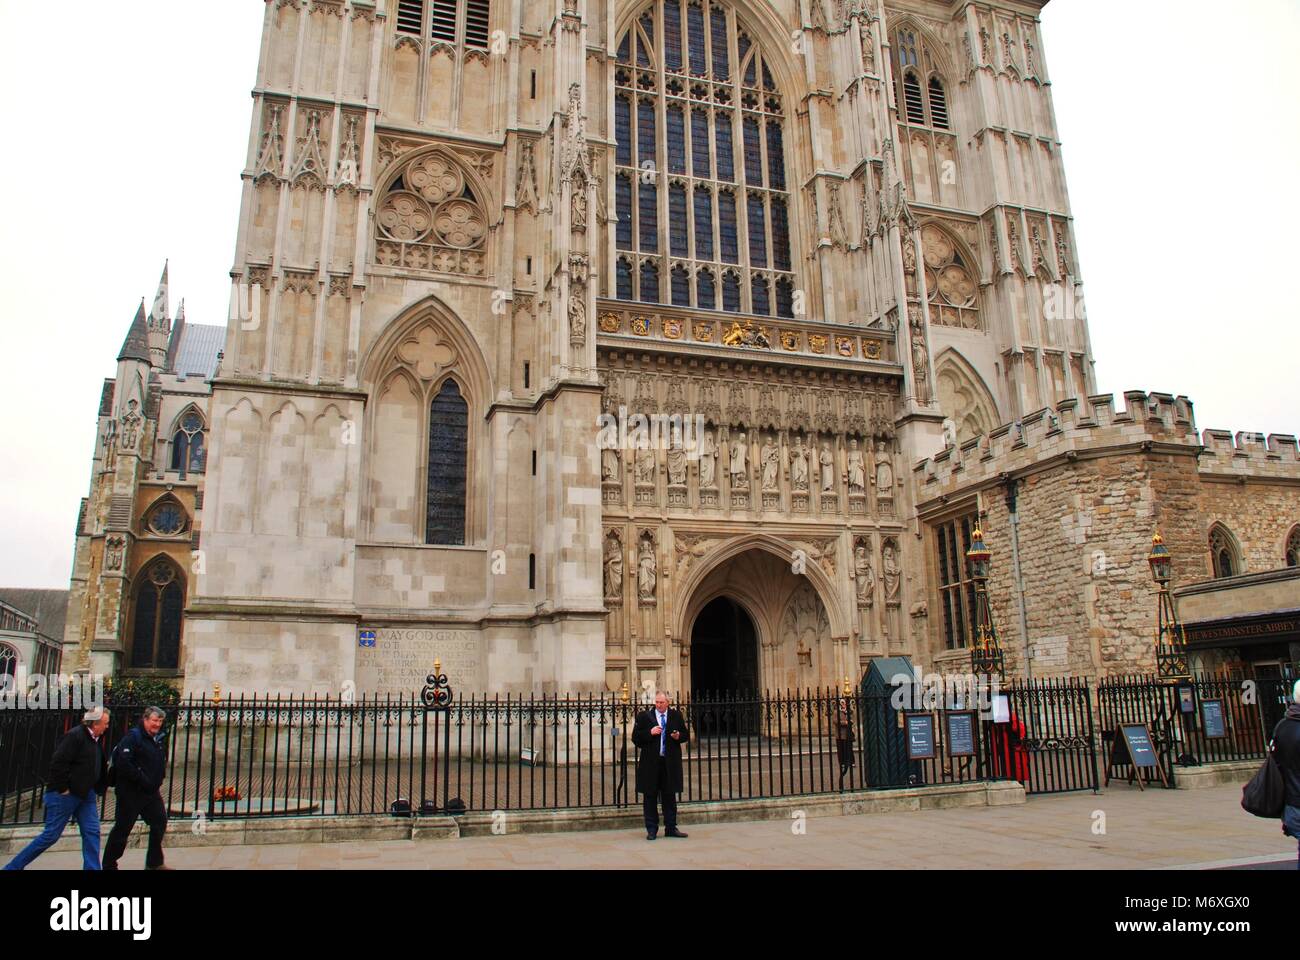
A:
921;224;981;330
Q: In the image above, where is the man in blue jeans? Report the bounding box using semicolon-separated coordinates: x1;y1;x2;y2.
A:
4;707;111;871
1274;679;1300;870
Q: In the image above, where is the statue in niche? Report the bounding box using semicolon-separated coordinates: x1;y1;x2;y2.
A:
667;426;687;485
601;444;621;483
790;434;810;491
637;536;657;603
874;440;894;494
699;430;718;487
854;542;875;606
568;290;586;346
571;182;588;233
604;534;623;599
882;540;901;603
819;441;835;493
635;444;656;484
846;438;866;494
120;400;141;452
760;435;780;491
729;432;748;488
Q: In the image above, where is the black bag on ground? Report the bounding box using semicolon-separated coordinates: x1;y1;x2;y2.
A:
1241;751;1285;819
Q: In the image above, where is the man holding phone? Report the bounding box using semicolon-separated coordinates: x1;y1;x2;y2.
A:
632;691;690;841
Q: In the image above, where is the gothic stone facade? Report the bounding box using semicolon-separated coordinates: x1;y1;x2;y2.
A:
65;0;1299;695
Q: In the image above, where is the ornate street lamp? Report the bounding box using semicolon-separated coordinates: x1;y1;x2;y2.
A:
1147;533;1190;680
966;526;1005;678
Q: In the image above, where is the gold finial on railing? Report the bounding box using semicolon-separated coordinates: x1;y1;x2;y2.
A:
620;681;630;704
434;659;441;677
843;676;851;697
127;679;135;694
211;683;222;705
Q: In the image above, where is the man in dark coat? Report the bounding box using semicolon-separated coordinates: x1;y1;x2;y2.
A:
632;691;690;840
4;708;111;871
1273;679;1300;869
103;706;170;870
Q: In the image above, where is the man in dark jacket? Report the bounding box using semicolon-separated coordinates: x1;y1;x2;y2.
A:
4;708;111;870
102;706;170;870
632;692;690;840
1273;680;1300;869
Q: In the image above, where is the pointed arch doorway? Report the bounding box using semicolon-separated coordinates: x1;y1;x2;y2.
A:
689;596;759;696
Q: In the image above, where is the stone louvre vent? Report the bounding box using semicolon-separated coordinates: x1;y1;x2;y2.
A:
106;496;134;532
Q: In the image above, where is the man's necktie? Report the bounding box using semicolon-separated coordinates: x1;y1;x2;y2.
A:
659;712;666;756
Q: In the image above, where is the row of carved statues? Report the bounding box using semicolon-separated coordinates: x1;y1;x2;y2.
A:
600;429;896;496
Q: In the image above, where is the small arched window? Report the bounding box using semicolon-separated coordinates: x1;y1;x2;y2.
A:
170;410;206;476
0;643;17;691
130;559;185;670
1209;525;1240;579
427;378;469;545
146;498;189;538
1285;525;1300;567
892;27;951;131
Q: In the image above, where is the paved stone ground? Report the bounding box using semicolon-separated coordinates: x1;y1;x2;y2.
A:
17;784;1299;870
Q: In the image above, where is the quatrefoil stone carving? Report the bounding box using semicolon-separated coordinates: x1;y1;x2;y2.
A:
398;327;456;379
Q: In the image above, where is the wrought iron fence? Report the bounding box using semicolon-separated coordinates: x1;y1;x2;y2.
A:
1;685;1029;825
1096;672;1291;787
1002;677;1099;795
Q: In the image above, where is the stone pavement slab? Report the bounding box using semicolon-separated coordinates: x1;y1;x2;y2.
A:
17;784;1297;870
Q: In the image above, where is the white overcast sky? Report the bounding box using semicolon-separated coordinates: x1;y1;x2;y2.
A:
0;0;1296;589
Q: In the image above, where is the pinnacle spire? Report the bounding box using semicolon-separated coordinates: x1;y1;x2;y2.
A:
149;261;170;332
118;300;151;363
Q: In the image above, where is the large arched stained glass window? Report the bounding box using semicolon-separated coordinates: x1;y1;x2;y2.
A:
614;0;794;317
130;559;184;670
426;378;468;545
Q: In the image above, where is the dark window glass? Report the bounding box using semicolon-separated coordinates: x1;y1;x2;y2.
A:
691;110;711;178
616;174;633;249
617;258;634;300
637;98;657;166
722;272;741;312
188;432;205;473
671;265;691;305
697;268;716;309
426;379;468;545
640;260;660;302
718;190;738;263
669;184;689;256
131;562;183;670
743;117;762;184
743;49;756;85
666;105;686;174
751;274;770;315
148;502;186;537
131;581;159;668
693;186;714;260
715;114;734;181
170;433;189;472
615;96;632;165
770;196;790;271
158;580;183;669
616;31;631;64
638;180;658;251
765;121;785;189
687;2;706;74
664;1;683;71
710;6;729;79
775;277;793;318
761;60;775;91
747;193;767;266
637;12;653;66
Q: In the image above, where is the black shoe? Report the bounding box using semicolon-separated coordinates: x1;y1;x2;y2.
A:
646;831;658;841
664;828;688;838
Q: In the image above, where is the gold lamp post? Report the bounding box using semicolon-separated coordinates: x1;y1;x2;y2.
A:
1147;533;1190;680
966;526;1005;678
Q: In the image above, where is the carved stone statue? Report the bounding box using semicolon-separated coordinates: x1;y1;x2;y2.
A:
604;534;623;599
882;540;901;603
846;438;866;494
699;430;718;487
120;400;141;452
667;427;687;486
760;435;780;491
874;441;894;494
729;432;748;487
571;183;588;232
790;434;810;491
601;445;620;483
635;445;656;484
568;291;586;346
854;542;875;606
637;537;657;603
819;441;835;492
